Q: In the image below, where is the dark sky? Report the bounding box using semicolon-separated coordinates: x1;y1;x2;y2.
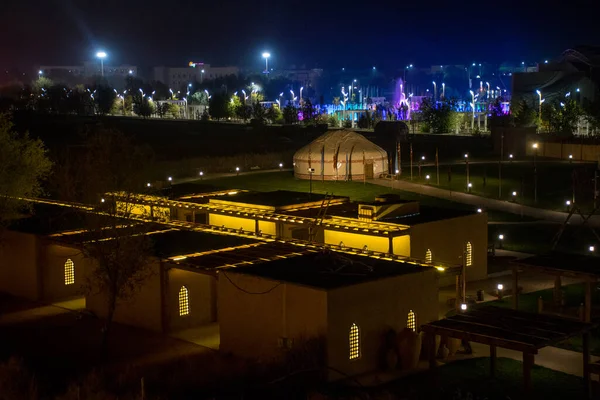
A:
3;0;599;71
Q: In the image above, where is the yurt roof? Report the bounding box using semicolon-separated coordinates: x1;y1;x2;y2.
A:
295;129;387;157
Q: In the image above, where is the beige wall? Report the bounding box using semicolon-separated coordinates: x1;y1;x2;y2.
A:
167;267;217;332
326;269;438;379
218;272;327;361
258;220;277;236
0;231;40;300
86;260;164;332
392;235;411;256
209;213;256;233
324;230;389;253
525;141;600;162
40;242;88;301
409;213;488;284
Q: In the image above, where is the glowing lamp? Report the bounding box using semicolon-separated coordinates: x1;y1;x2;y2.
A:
477;208;482;213
146;183;151;187
569;154;573;159
532;142;538;149
235;167;240;171
395;169;399;174
425;175;430;180
497;284;504;291
460;303;468;311
279;163;283;168
100;198;105;203
464;153;469;158
566;200;571;206
167;176;172;181
498;234;504;240
421;156;425;160
512;191;517;197
199;171;204;176
467;183;472;188
590;246;595;252
509;154;513;159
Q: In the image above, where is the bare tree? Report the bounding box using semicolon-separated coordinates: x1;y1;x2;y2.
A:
55;128;156;351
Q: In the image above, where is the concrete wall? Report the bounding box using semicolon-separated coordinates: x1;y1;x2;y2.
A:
525;140;600;163
39;241;88;301
218;272;328;361
409;213;488;284
324;230;389;253
85;260;165;332
167;267;217;332
209;213;256;233
326;269;438;379
0;231;40;300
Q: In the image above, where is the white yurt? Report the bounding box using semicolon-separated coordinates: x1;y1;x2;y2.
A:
293;129;388;181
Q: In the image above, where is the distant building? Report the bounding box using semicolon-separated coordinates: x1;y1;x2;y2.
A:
512;47;600;106
153;63;240;90
38;61;137;89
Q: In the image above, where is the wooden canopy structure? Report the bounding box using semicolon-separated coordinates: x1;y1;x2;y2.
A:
422;306;596;397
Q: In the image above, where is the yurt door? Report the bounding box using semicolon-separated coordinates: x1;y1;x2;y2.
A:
364;162;374;179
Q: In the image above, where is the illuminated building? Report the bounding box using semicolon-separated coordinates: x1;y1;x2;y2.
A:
218;250;439;380
293;130;388;181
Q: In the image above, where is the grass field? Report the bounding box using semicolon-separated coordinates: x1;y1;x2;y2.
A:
381;357;587;400
199;171;532;222
406;160;598;212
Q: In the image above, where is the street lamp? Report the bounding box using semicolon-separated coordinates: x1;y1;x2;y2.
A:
464;153;469;186
486;82;490;98
96;51;107;77
235;166;240;176
262;52;271;74
498;234;504;249
201;69;205;83
469;90;475;131
536;90;544;124
300;87;304;105
460;303;468;311
441;83;445;99
432;81;437;102
467;182;472;193
590;246;595;252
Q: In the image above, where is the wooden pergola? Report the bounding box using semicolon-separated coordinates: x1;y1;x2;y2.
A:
512;254;600;323
422;306;596;397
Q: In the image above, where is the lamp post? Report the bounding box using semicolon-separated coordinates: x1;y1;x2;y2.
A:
432;81;437;102
201;69;205;83
464;153;470;190
290;90;295;106
532;142;539;204
279;92;284;108
96;51;107;77
300;86;304;106
469;90;475;131
486;82;490;99
536;90;544;130
441;83;445;100
262;52;271;74
404;64;413;87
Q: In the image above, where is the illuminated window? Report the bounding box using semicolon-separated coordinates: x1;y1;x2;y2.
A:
64;259;75;285
179;286;190;316
407;310;416;332
349;323;360;360
466;242;473;267
425;249;432;264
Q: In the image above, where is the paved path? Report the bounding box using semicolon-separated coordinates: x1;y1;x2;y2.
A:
372;178;600;227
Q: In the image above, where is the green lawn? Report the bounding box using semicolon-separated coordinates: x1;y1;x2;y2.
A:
198;171;532;222
407;160;598;212
489;223;599;255
381;357;586;400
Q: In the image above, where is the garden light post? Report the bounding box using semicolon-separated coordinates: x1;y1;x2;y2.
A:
532;143;538;204
464;153;470;191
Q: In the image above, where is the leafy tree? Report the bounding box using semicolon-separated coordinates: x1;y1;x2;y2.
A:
357;111;373;129
342;118;353;128
252;101;266;123
583;98;600;133
417;98;459;133
328;113;339;127
189;91;209;106
541;96;582;134
301;99;317;125
166;103;180;118
94;85;117;115
208;92;231;120
235;103;252;122
0;114;52;229
132;96;155;118
266;105;283;124
512;99;538;128
228;95;242;119
283;104;299;124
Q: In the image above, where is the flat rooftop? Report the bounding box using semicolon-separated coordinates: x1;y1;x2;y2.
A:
209;190;348;210
283;203;476;225
151;229;258;258
9;204;90;235
230;249;431;289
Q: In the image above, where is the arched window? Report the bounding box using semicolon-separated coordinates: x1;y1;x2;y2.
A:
64;259;75;285
425;249;432;264
407;310;416;332
179;286;190;316
466;242;473;267
349;323;360;360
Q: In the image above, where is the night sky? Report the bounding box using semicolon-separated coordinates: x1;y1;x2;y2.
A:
3;0;599;70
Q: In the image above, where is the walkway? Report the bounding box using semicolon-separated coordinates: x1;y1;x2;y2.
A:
372;178;600;227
